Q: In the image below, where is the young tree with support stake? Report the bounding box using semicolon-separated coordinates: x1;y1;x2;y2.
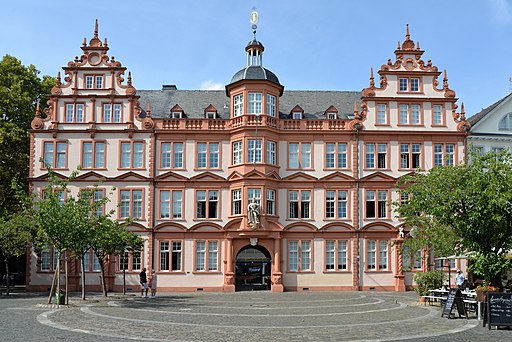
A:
396;150;512;288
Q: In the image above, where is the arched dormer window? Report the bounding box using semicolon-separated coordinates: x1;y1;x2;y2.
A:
499;112;512;131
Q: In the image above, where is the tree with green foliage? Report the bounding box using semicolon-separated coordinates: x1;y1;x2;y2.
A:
396;150;512;287
91;216;142;297
0;55;54;218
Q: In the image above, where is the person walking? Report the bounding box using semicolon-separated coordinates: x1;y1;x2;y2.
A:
456;269;465;289
139;267;148;297
150;270;158;298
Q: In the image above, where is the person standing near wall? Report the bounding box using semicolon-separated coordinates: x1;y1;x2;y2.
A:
150;270;157;297
140;268;148;297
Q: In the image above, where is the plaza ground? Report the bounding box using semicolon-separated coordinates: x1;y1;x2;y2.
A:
0;290;510;341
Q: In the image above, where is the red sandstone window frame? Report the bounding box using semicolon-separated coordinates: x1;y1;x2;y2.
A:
287;142;313;170
433;143;457;166
37;245;64;273
80;140;106;170
195;141;221;170
157;240;183;273
159;141;185;170
287;189;313;220
84;74;105;89
231;188;243;217
401;245;425;272
364;142;389;170
64;102;86;123
364;189;389;220
78;187;106;217
324;239;350;272
193;239;220;273
397;103;424;126
232;140;243;165
233;93;244;117
117;248;144;273
324;142;350;170
375;103;390;126
266;188;277;216
117;188;145;221
101;102;123;123
398;143;423;170
41;140;69;170
118;141;146;170
194;189;220;220
266;140;277;165
287;239;314;273
431;103;446;127
324;189;350;220
366;239;390;272
158;189;184;220
397;77;422;93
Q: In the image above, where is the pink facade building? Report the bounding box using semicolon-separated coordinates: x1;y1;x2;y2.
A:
27;22;470;293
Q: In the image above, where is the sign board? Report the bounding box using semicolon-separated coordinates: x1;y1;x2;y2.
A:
486;292;512;329
442;288;467;319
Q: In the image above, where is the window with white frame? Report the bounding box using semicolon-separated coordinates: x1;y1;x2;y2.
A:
499;113;512;130
232;189;242;215
83;247;101;272
248;92;262;114
400;143;421;169
196;190;218;219
43;141;67;169
289;142;311;169
399;78;408;92
247;188;261;207
119;189;143;219
159;190;182;219
195;240;218;272
266;189;276;216
65;103;85;122
326;240;348;271
160;241;170;271
377;104;387;124
82;141;105;169
232;141;243;165
196;142;219;169
234;94;244;116
367;240;388;270
326;190;348;219
85;75;103;89
433;105;443;125
171;111;182;119
326;143;347;169
288;240;312;272
159;240;182;271
399;104;421;125
410;78;420;92
292;112;302;119
206;111;216;119
266;94;276;116
120;142;144;168
102;103;122;123
161;142;184;169
434;144;455;166
266;140;277;165
248;139;262;163
289;190;311;219
365;143;386;169
399;104;409;124
327;112;337;120
366;190;387;219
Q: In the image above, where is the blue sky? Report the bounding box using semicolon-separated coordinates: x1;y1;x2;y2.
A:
1;0;512;117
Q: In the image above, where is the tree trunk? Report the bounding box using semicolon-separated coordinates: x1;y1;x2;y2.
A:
47;267;57;305
4;258;10;296
64;252;68;305
81;257;86;300
123;263;126;295
98;254;107;297
56;253;61;306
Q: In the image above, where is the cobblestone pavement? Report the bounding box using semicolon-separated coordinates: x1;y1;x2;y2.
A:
1;291;511;341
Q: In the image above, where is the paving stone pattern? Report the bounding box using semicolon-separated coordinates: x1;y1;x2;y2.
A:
1;291;511;341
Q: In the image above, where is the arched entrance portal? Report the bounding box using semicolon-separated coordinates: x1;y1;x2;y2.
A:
235;245;271;291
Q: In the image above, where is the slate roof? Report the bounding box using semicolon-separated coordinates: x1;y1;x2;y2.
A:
230;66;280;85
138;89;362;120
469;93;512;126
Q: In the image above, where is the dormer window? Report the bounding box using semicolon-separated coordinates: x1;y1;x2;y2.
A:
292;112;302;120
327;113;337;120
204;104;218;119
170;104;184;119
206;112;216;119
325;105;338;120
85;75;104;89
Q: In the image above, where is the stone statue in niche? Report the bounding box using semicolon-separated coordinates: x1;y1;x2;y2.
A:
248;197;260;226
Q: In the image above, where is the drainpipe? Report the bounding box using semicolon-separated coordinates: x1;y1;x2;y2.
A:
151;130;157;272
354;122;362;291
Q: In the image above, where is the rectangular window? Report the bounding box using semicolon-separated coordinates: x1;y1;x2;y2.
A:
172;241;182;271
446;144;454;166
195;240;218;272
412;144;421;168
119;189;144;220
378;240;389;270
95;75;103;89
120;142;144;169
247;188;261;206
266;94;276;116
209;143;219;168
410;78;420;92
326;143;347;169
160;241;169;271
400;144;410;169
161;143;171;168
411;104;420;124
434;144;443;166
413;249;423;270
434;144;455;166
85;75;103;89
232;189;242;215
326;240;348;271
232;141;243;165
248;139;262;163
85;76;93;89
43;141;67;169
433;105;443;125
266;189;275;215
366;190;375;218
377;144;386;168
366;144;375;168
103;104;122;123
288;240;312;272
41;246;51;271
196;190;218;219
326;190;348;219
367;240;376;270
196;142;220;168
377;104;387;124
82;141;105;169
399;104;408;124
248;93;262;114
64;103;85;123
288;190;311;219
197;143;207;168
377;191;387;218
399;78;408;92
326;143;335;168
288;142;311;169
234;94;244;116
266;141;277;165
132;251;141;271
159;241;181;271
159;191;171;219
173;143;183;168
292;112;302;120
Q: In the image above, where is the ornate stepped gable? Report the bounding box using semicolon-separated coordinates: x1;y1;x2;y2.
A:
31;20;154;133
360;24;470;131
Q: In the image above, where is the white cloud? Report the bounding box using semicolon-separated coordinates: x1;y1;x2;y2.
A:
200;80;224;90
489;0;512;26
